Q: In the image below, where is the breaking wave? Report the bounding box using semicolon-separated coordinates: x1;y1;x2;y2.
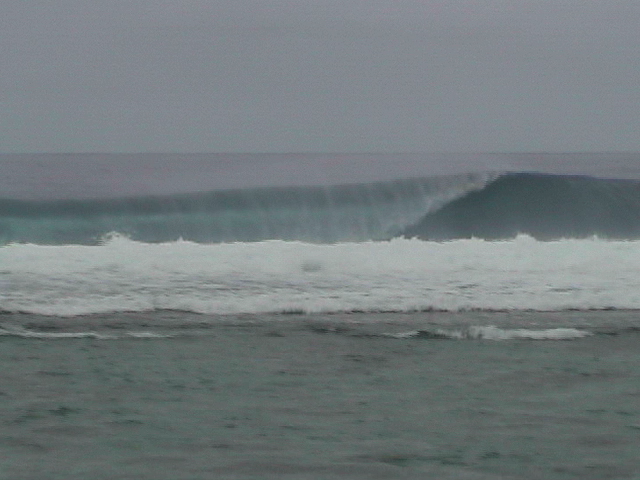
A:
0;173;491;245
2;171;640;246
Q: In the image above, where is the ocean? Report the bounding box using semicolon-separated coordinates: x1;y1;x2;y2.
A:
1;153;640;479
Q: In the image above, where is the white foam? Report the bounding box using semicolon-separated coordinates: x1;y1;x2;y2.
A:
0;326;173;340
386;327;592;341
0;326;116;340
467;326;592;340
2;235;640;316
125;331;174;339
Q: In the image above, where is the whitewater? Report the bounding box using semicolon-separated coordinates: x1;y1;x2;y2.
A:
3;235;640;317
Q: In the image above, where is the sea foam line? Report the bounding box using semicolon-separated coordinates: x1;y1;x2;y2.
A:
0;326;173;340
384;326;592;341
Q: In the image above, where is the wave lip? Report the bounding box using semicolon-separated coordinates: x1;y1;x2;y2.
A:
402;173;640;240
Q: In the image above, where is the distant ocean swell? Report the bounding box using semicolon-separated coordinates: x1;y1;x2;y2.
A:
3;171;639;245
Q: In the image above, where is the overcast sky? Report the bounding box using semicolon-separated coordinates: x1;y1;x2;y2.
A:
1;1;639;153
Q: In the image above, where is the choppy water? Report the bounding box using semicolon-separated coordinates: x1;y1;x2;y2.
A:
2;311;640;480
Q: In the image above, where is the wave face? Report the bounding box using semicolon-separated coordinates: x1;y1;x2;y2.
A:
0;173;491;245
3;171;640;245
403;173;640;240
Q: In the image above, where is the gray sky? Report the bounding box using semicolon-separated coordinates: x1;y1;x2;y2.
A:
1;1;639;153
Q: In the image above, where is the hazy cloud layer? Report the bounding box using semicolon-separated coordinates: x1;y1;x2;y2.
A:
1;1;639;152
